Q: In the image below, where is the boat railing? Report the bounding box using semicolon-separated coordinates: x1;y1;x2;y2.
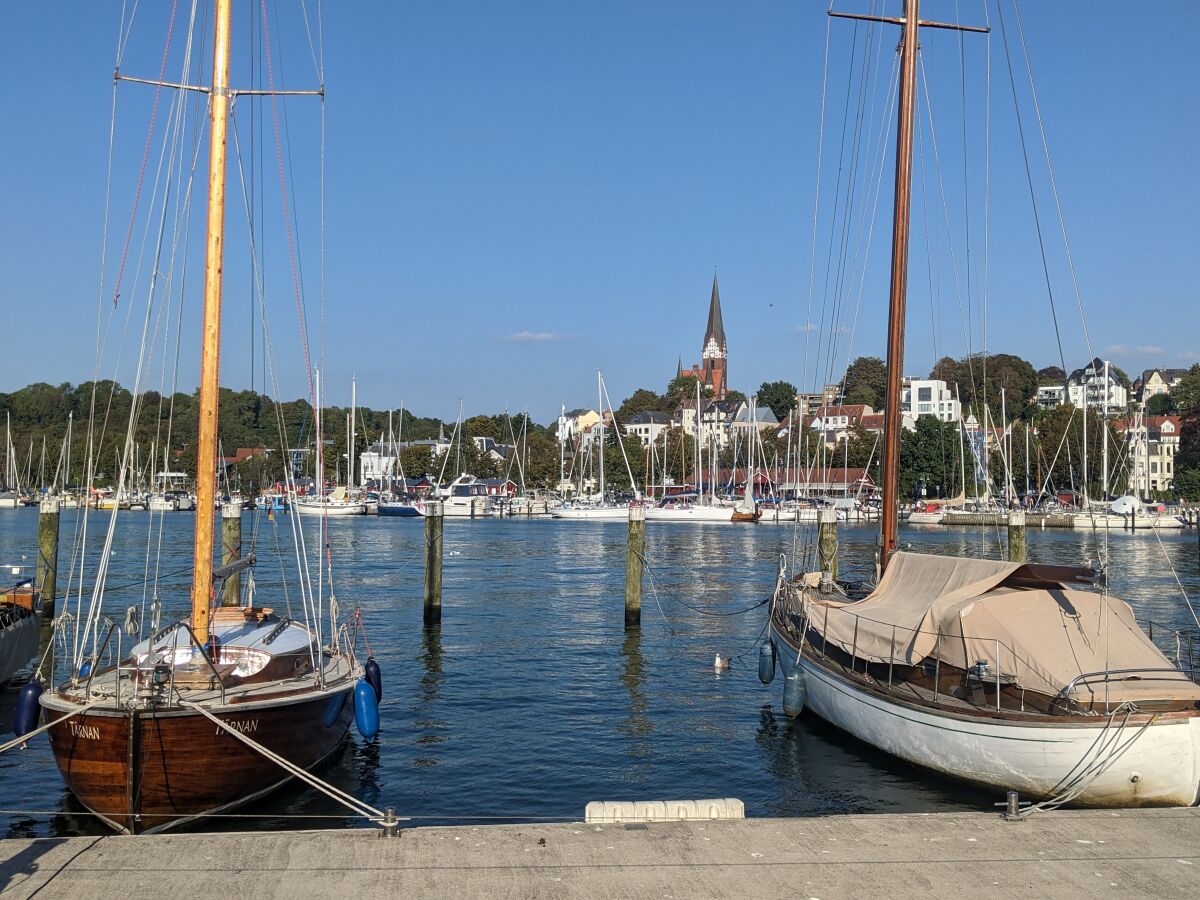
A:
1144;619;1200;676
1056;667;1200;706
84;620;122;705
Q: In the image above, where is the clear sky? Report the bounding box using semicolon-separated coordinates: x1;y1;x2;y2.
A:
2;2;1196;424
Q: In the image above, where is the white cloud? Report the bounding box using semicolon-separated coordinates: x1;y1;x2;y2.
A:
1104;344;1131;356
503;331;566;343
793;322;818;333
1135;345;1163;355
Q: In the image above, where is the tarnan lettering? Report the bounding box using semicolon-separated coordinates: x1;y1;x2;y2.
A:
70;722;100;740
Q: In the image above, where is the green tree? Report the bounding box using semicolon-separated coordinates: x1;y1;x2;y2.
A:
842;356;887;409
664;374;712;407
1146;393;1176;415
615;388;666;423
1037;365;1066;385
1170;364;1200;415
756;380;798;421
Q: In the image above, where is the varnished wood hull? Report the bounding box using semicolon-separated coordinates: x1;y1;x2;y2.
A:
42;685;356;834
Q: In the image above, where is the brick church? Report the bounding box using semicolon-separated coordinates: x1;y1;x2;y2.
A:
678;273;729;400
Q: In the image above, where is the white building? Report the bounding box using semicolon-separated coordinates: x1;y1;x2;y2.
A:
1039;358;1127;415
623;411;671;447
901;377;961;423
1118;415;1182;497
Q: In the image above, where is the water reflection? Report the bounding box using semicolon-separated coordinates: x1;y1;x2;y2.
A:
2;511;1198;837
618;628;653;783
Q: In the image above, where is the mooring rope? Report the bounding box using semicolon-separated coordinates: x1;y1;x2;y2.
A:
0;702;105;756
179;700;387;822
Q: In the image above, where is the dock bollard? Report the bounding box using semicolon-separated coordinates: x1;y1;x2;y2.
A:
1007;510;1026;563
36;496;61;661
625;504;645;629
818;507;839;582
379;806;400;838
424;500;444;626
221;501;242;606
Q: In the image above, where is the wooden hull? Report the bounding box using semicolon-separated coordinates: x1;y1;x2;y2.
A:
42;684;356;834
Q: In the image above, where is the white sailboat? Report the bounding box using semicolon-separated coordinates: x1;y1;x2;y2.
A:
766;1;1200;810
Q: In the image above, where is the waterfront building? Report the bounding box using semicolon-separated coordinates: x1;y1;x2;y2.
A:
1037;358;1128;414
901;377;961;423
1116;414;1181;497
796;384;844;418
1134;368;1189;402
623;411;671;447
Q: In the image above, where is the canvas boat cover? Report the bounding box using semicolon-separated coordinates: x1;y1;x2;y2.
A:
807;551;1200;703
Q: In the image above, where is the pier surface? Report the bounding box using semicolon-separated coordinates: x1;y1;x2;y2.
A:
2;808;1199;899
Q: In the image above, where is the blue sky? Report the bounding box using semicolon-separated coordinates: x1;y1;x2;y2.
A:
2;2;1196;424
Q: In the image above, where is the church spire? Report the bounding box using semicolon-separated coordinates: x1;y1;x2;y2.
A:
704;271;726;354
676;356;683;378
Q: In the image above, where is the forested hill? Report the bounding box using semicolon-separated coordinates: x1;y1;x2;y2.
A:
0;381;449;484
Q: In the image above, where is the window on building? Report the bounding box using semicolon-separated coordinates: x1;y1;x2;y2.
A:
1151;462;1158;474
918;387;932;402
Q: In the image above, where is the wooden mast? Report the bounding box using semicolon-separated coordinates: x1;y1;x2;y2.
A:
878;0;921;571
190;0;234;644
829;2;985;572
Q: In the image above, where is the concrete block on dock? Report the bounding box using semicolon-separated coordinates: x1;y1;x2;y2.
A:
584;797;744;823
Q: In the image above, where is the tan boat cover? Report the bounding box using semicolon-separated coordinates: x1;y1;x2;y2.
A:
809;551;1200;702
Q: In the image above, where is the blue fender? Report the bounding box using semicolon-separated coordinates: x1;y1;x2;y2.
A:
14;681;43;738
354;679;380;738
365;656;382;702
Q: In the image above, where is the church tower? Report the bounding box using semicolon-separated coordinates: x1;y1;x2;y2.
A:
701;272;728;399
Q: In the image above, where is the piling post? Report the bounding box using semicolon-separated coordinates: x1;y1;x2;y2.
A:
36;497;61;658
220;501;242;606
1007;510;1026;563
423;500;444;626
625;504;645;629
818;507;839;582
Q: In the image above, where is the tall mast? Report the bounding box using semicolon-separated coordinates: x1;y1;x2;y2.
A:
828;1;986;570
190;0;233;643
877;0;921;570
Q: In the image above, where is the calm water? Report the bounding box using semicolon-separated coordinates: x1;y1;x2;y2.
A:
2;508;1198;837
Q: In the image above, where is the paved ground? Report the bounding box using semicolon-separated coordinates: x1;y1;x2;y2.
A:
2;809;1199;899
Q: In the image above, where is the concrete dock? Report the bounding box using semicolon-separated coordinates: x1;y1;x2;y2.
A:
2;809;1199;899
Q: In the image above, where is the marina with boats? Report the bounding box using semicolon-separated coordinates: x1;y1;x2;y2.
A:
2;1;1200;896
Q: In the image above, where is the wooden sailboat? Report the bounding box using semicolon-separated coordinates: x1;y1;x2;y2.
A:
767;1;1200;809
39;0;363;834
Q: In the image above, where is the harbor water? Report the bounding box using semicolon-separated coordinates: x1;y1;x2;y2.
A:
2;510;1198;838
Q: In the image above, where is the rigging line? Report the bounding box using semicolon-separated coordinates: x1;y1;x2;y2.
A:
1149;526;1200;632
821;11;882;390
260;0;317;410
802;9;834;395
993;0;1070;381
110;0;181;309
812;18;863;395
956;0;973;350
917;56;972;391
115;0;141;68
297;0;322;82
824;37;895;386
228;110;323;647
831;51;901;393
1010;0;1095;363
